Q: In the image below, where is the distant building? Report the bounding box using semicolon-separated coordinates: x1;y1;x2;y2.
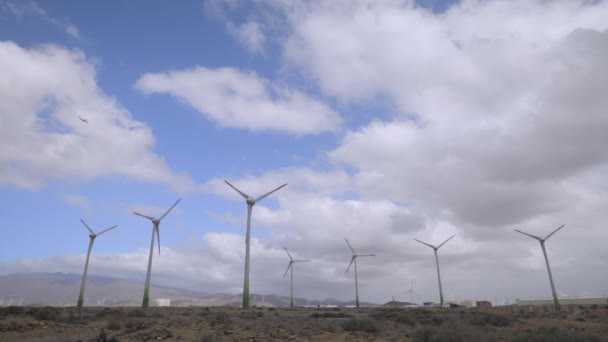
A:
517;297;608;306
451;299;476;308
155;298;171;307
476;301;492;308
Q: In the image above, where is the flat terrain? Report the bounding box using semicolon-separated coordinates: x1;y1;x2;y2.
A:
1;305;607;341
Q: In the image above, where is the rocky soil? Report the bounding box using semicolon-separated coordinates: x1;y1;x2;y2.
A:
1;305;607;341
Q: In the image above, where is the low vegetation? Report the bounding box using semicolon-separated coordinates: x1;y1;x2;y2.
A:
0;306;606;341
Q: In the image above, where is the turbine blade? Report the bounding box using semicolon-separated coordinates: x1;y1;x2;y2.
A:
437;235;455;249
283;262;293;278
133;212;155;221
80;219;94;234
413;238;435;249
283;245;293;260
513;229;541;241
254;183;287;202
159;198;181;221
294;259;310;263
97;225;118;236
358;254;375;257
224;180;250;199
544;224;565;240
156;227;161;255
345;256;356;274
345;238;356;254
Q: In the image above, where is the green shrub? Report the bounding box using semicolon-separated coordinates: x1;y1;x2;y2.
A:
31;306;60;321
395;311;416;326
106;320;121;331
200;333;223;342
414;322;496;342
469;312;512;327
1;306;24;315
128;309;146;317
341;318;378;333
511;326;600;342
310;311;353;318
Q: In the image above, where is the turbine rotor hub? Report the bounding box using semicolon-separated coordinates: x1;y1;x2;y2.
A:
246;198;255;205
153;219;160;224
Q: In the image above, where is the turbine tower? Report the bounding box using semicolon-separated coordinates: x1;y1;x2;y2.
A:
133;198;181;308
345;238;375;308
77;219;118;308
514;224;565;307
283;246;310;308
225;180;287;309
414;235;454;307
404;279;418;304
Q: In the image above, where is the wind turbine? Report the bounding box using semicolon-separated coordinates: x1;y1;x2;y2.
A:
414;235;454;307
513;224;565;307
345;238;375;308
77;219;118;308
133;198;181;308
224;180;287;309
404;279;418;304
283;245;310;308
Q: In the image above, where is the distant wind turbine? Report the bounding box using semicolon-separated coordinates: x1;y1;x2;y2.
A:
77;219;118;309
404;279;418;304
133;199;181;308
225;180;287;309
283;246;310;308
78;115;88;123
414;235;454;307
513;224;565;307
345;238;375;308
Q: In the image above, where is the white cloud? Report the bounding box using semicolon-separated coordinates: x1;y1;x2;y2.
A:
227;20;267;54
0;41;193;191
60;194;90;210
1;1;82;40
135;66;342;135
64;24;81;40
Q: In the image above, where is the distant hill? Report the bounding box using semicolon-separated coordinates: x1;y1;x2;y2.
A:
0;272;379;307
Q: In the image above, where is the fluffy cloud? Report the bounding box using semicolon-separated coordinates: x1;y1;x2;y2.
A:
227;20;267;54
135;66;342;135
0;41;192;191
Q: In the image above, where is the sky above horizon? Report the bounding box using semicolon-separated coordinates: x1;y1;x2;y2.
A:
1;0;608;306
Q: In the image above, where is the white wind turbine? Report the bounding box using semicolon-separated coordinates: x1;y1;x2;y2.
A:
404;279;419;304
77;219;118;308
514;224;565;307
133;198;181;308
225;180;287;309
345;238;375;308
283;246;310;308
414;235;454;307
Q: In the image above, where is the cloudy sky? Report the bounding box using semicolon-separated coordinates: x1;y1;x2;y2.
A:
1;0;608;306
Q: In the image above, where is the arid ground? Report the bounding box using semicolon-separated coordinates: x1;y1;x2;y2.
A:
1;305;607;341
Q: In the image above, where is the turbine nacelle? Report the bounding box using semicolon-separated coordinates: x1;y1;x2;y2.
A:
513;225;565;243
80;219;118;240
246;197;256;206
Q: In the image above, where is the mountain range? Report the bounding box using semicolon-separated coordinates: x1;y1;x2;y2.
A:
0;272;378;307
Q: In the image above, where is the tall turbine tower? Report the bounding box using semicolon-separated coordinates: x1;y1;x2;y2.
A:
514;224;565;307
77;219;118;308
283;246;310;308
133;198;181;308
225;180;287;309
345;238;375;308
414;235;454;307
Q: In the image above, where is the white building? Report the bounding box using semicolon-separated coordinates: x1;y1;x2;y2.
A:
155;298;171;307
517;297;608;306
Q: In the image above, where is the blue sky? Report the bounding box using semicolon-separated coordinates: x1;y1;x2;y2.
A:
2;0;608;305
